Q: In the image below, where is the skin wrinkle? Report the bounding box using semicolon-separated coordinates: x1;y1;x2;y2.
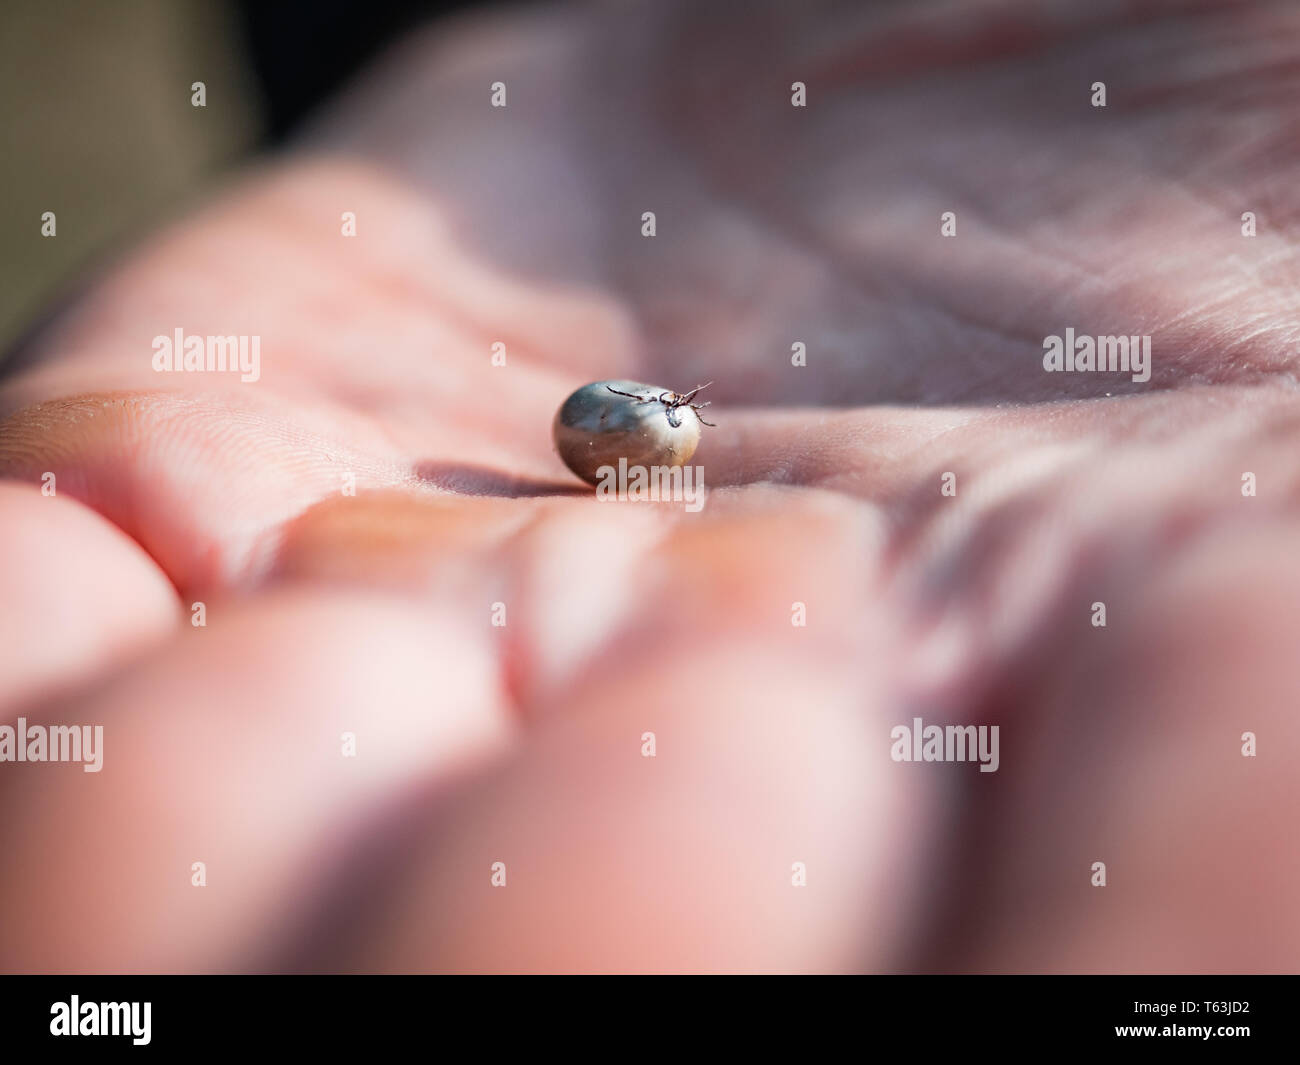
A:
646;72;917;399
779;0;1204;89
640;2;1300;404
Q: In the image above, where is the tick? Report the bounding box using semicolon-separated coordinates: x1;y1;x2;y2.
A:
552;379;716;485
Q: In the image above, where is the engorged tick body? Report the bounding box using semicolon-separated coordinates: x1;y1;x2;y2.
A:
552;379;716;485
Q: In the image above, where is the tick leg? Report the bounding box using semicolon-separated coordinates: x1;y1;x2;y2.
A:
607;386;652;402
677;382;713;404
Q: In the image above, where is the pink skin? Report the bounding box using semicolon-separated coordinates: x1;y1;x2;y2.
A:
0;0;1298;972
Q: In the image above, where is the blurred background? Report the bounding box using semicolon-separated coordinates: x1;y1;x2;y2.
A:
0;0;511;362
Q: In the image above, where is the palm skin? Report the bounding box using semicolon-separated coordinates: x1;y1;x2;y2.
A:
1;0;1297;972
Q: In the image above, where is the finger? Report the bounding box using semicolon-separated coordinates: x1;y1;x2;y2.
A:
0;587;512;973
328;644;913;974
924;522;1300;973
280;493;937;973
0;480;178;711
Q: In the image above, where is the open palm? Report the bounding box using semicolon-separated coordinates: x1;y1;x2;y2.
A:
1;0;1297;972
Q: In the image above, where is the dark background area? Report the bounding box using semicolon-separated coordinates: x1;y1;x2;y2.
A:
233;0;493;140
0;0;519;360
